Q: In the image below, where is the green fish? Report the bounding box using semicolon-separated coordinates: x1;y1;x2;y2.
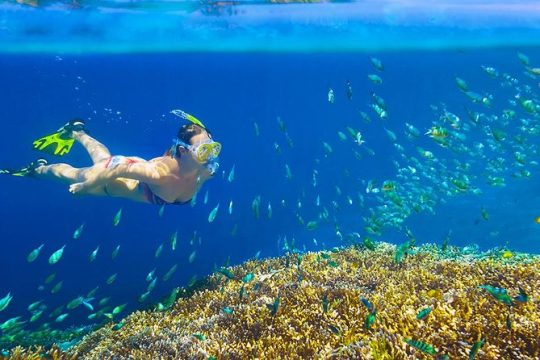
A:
362;237;376;251
98;297;110;307
160;288;179;310
360;297;374;312
468;338;485;360
193;333;206;341
44;272;56;284
111;245;121;259
306;221;318;230
0;293;13;312
222;307;234;315
51;281;63;294
158;204;165;217
55;313;68;323
138;291;151;303
187;275;198;288
481;207;489;221
267;294;280;316
67;296;84;310
89;246;99;262
227;164;235;182
370;57;384;71
162;264;177;282
394;241;411;264
242;273;254;283
239;284;245;300
322;293;329;313
208;203;220;223
112;322;124;331
48;245;66;265
253;122;260;136
405;338;437;356
367;74;383;85
106;273;118;285
188;250;197;263
170;231;178;251
479;285;513;306
455;77;469;92
514;287;529;303
328;324;341;335
155;243;164;258
27;244;44;262
27;300;42;312
365;310;376;330
416;307;432;320
217;267;235;280
112;303;127;315
252;195;261;219
113;208;122;226
73;223;85;239
30;310;43;323
327;260;338;268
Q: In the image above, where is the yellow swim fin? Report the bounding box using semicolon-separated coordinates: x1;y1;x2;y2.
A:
32;131;75;156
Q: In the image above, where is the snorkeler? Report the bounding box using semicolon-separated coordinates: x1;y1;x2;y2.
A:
2;110;221;205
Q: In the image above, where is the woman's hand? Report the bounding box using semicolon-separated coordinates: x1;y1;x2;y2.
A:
69;182;88;195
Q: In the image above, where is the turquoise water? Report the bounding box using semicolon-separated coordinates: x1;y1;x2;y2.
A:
2;1;540;53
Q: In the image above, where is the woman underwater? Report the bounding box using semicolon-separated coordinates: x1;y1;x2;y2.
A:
4;110;221;205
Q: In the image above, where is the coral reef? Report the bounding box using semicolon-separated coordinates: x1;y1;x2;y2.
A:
8;243;540;359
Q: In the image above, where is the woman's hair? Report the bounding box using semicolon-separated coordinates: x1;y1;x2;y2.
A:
165;124;211;157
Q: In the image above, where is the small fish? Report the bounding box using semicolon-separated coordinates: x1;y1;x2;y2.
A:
147;278;157;293
227;165;235;182
328;324;340;335
27;244;44;262
146;268;156;282
363;237;376;251
170;231;178;251
228;200;233;215
306;221;318;230
112;303;127;315
98;297;110;306
416;307;432;320
367;74;382;84
71;223;85;240
222;307;234;315
506;314;512;330
327;88;335;103
193;333;206;341
242;273;254;283
188;250;197;263
112;322;124;331
455;77;469;92
479;285;513;305
51;281;63;294
252;196;261;219
468;338;485;360
364;310;376;330
266;294;280;316
111;245;120;259
405;338;437;356
284;164;292;180
48;245;66;265
253;122;260;136
217;267;235;280
267;202;272;219
517;52;529;65
67;296;85;310
27;300;42;312
480;207;489;221
370;57;384;71
239;284;245;299
30;310;43;322
106;273;118;285
89;246;99;262
138;291;151;303
158;204;165;217
208;203;220;223
203;190;209;205
360;297;374;312
113;208;123;226
0;293;13;311
155;243;164;258
55;313;69;323
162;264;177;282
514;287;529;303
346;80;353;100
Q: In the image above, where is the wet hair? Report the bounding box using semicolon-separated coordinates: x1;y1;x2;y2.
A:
165;124;212;157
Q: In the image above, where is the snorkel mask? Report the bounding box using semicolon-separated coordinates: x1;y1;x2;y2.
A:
170;109;221;174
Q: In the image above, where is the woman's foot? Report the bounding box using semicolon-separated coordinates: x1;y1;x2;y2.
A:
58;118;86;138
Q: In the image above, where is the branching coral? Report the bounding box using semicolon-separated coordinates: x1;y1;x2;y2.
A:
12;243;540;359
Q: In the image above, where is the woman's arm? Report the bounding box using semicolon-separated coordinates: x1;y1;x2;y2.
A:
69;161;168;194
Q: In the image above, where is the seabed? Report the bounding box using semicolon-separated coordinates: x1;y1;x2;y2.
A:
5;242;540;359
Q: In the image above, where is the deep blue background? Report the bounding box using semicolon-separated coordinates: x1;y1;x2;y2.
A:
1;48;539;329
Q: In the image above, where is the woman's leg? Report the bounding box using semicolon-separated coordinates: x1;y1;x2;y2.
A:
72;131;111;164
34;163;86;184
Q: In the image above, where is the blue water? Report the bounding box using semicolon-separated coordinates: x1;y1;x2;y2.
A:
1;0;540;344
